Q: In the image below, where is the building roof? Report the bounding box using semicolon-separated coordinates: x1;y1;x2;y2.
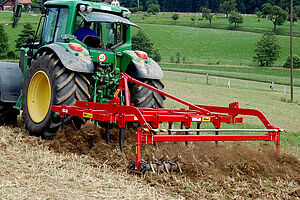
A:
0;0;31;6
19;0;32;4
0;0;10;6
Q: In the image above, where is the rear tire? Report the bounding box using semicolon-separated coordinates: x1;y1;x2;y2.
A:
22;51;90;138
130;79;165;108
0;101;18;126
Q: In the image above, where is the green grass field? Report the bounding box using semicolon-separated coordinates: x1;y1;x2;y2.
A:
161;63;300;86
132;13;300;37
0;11;40;52
134;23;300;66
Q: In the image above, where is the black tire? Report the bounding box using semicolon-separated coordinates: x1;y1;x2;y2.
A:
130;79;165;108
22;51;90;138
0;101;19;126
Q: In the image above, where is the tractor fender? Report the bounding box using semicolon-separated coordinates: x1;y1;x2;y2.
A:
0;62;23;103
35;43;94;73
123;50;163;80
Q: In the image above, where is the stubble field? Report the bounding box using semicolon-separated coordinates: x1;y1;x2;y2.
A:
0;70;299;199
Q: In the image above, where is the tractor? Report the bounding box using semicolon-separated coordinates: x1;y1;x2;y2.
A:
0;0;165;138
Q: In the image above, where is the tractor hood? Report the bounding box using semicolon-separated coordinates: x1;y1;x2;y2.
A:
79;11;140;28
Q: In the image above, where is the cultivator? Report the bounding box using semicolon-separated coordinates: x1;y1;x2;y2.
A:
53;73;284;173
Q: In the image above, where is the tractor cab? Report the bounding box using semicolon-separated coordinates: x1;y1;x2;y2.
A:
73;10;139;50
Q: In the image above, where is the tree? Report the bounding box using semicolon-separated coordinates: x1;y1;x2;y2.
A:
147;4;160;15
262;3;273;15
172;13;179;24
262;4;288;31
176;50;181;63
191;16;196;24
255;8;262;22
220;0;237;17
253;31;281;67
0;24;9;57
283;55;300;69
295;6;300;17
15;22;35;50
201;7;215;25
288;13;298;25
132;30;161;62
228;11;244;27
0;24;9;55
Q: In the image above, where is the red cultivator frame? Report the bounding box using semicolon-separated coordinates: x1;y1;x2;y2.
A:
53;73;284;172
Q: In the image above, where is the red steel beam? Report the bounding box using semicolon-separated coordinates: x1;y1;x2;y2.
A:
150;134;272;142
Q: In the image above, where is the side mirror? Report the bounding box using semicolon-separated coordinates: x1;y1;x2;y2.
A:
27;36;35;44
12;4;22;28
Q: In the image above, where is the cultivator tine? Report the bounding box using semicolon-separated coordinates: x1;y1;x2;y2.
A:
180;122;184;129
153;131;157;148
196;123;200;135
119;128;123;152
185;131;189;146
168;123;172;135
61;117;65;133
138;154;183;174
106;123;110;144
215;130;219;146
150;163;156;173
172;155;183;174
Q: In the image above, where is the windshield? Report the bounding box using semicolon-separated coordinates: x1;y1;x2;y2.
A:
73;12;133;49
79;11;140;28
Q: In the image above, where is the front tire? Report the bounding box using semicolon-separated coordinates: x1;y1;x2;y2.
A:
22;52;90;138
130;79;165;108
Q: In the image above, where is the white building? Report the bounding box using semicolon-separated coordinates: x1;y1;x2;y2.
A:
111;0;120;6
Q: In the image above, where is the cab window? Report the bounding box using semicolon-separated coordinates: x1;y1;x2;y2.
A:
73;15;125;49
41;7;69;44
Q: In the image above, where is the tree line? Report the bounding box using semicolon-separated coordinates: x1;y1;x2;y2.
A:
121;0;300;14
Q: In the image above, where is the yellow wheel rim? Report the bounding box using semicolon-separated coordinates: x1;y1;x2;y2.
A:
27;71;51;123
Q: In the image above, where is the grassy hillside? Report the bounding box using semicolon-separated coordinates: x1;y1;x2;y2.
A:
132;13;300;37
135;23;300;67
1;12;299;67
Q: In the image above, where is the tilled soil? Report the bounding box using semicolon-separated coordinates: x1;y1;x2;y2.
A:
43;122;300;199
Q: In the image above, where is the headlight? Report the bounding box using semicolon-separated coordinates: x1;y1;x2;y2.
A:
79;5;86;12
122;11;131;18
87;6;92;12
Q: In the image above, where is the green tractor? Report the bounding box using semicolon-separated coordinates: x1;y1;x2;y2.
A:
0;0;165;138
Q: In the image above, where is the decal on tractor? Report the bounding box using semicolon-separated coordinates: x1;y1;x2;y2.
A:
98;53;107;63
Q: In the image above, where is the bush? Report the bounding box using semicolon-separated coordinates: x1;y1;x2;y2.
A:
253;31;281;66
15;22;35;50
172;13;179;23
132;30;161;61
283;55;300;69
170;56;175;63
0;24;9;57
176;50;181;63
147;4;160;15
7;51;16;59
132;30;154;56
152;49;161;62
129;7;138;13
